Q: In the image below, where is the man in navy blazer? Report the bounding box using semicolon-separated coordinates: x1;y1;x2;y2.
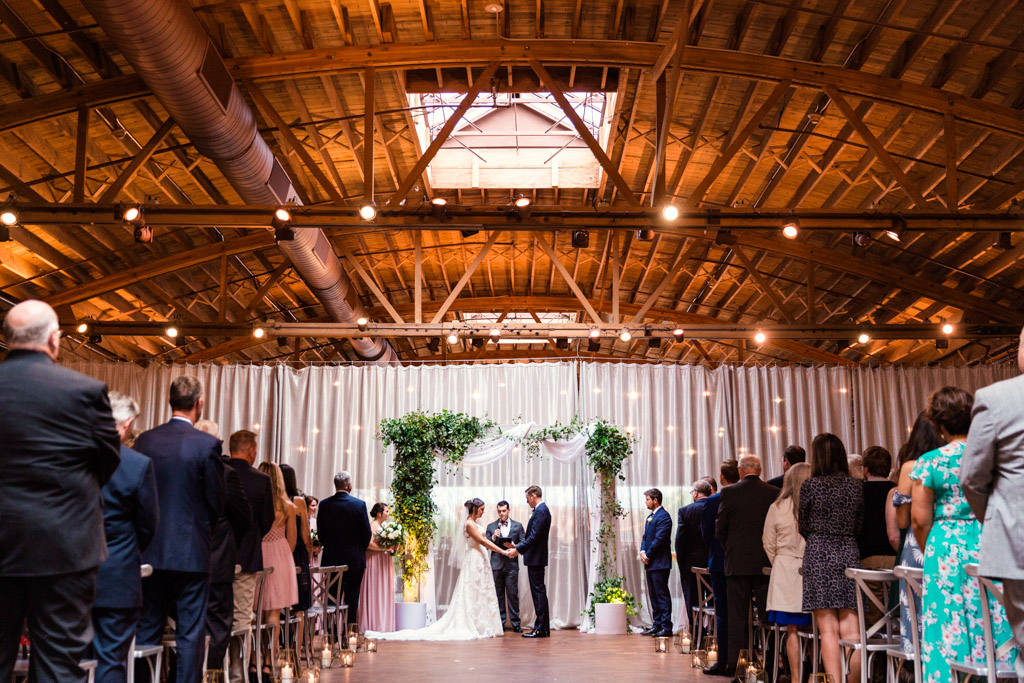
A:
510;485;552;637
134;376;225;683
318;471;372;627
700;460;739;676
93;392;160;683
640;488;673;637
0;301;121;683
676;479;712;639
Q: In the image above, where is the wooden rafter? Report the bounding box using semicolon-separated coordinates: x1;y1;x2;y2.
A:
98;117;176;203
430;230;502;324
536;238;603;323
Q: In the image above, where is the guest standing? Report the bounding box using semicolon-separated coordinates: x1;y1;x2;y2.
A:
92;392;159;683
0;300;121;682
847;453;865;480
960;325;1024;679
639;488;673;637
486;501;525;632
889;413;944;655
911;387;1017;682
799;433;863;683
280;464;312;616
224;430;274;683
134;376;225;683
700;459;739;675
358;503;399;632
763;462;811;681
716;455;779;675
676;479;711;638
767;445;806;488
256;462;298;679
318;471;372;627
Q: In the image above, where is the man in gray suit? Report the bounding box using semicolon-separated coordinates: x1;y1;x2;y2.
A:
485;500;525;632
960;324;1024;677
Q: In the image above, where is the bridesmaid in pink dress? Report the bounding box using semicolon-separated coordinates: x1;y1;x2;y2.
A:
257;462;298;678
357;503;397;632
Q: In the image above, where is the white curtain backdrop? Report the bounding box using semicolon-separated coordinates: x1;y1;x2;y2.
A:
68;359;1019;630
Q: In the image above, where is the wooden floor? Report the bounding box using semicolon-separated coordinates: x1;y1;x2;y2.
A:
319;630;704;682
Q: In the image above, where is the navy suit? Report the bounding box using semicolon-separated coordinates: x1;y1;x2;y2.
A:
206;457;251;669
224;458;274;573
318;491;372;625
134;417;225;683
676;499;709;636
93;445;160;683
641;506;673;632
701;492;728;665
516;502;552;633
0;350;121;683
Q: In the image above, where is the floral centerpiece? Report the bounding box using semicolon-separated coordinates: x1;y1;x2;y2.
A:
376;519;405;550
585;575;640;625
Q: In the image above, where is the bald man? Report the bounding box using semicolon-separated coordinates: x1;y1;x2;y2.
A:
0;300;121;682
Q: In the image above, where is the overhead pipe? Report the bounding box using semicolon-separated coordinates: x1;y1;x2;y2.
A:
78;0;396;362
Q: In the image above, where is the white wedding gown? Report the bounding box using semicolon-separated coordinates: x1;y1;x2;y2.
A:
368;521;503;641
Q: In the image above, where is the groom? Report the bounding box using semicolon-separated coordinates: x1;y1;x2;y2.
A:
509;485;551;638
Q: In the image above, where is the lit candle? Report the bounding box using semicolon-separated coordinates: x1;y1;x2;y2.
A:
365;638;378;653
340;650;355;668
707;648;718;664
681;633;691;653
747;665;758;683
321;644;332;668
280;663;293;682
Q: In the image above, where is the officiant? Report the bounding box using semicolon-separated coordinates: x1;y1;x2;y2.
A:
486;500;526;632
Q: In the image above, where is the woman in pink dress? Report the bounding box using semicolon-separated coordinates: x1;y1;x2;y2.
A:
257;462;298;677
357;503;397;632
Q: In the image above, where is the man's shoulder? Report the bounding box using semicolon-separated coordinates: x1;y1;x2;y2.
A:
118;445;151;471
977;374;1024;405
3;355;105;392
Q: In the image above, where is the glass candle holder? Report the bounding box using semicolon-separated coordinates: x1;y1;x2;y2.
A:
364;637;378;653
203;671;225;683
319;642;333;669
302;668;320;683
810;675;835;683
654;636;670;653
278;649;298;682
704;636;719;665
339;649;355;668
346;623;361;651
691;650;708;669
744;665;766;683
675;631;692;654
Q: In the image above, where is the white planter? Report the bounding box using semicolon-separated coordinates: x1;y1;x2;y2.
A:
395;601;427;630
593;602;627;634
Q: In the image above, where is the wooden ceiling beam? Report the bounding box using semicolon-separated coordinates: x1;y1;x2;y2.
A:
536;238;603;323
98;117;176;203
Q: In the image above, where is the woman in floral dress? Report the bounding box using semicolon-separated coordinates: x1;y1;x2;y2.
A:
911;386;1017;683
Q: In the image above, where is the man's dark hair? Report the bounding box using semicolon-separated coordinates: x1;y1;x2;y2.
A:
496;500;510;509
720;459;740;485
169;375;203;411
701;475;718;493
644;488;663;504
783;445;806;466
229;429;257;454
862;446;893;478
926;386;974;436
811;433;849;477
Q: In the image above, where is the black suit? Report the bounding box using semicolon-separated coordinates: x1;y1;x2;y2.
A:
701;492;729;664
766;474;785;489
134;418;225;683
0;350;121;683
716;475;779;670
206;456;251;669
93;445;160;683
224;458;274;574
516;502;552;633
676;499;709;636
318;491;372;625
485;519;525;629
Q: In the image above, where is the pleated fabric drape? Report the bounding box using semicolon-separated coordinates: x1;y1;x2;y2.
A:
68;360;1018;629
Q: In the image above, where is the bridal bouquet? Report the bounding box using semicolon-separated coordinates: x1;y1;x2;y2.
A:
376;519;406;549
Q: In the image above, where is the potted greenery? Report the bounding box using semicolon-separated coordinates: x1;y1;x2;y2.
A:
588;575;640;634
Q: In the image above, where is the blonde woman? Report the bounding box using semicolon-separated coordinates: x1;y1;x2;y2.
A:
257;462;298;678
763;462;812;680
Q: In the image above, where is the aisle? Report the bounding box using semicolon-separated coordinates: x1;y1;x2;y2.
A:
320;630;699;682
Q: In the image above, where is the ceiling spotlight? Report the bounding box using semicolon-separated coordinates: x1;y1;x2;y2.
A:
571;230;589;249
277;337;288;349
133;225;153;243
0;208;17;227
510;194;532;219
460;229;480;238
997;231;1013;250
636;228;654;241
118;203;145;228
447;331;459;345
122;205;141;223
555;338;569;349
484;1;503;12
857;332;870;344
589;328;601;339
88;333;103;345
648;337;662;349
714;229;738;246
885;216;906;242
781;219;799;239
253;327;265;339
271;207;291;227
619;329;632;342
359;201;377;221
357;317;368;332
426;338;440;353
472;337;484;349
165;326;178;338
430;196;448;220
852;231;871;247
941;323;954;335
661;204;680;221
489;327;502;341
673;328;684;343
754;330;767;344
935;338;949;350
587;336;601;352
76;322;89;334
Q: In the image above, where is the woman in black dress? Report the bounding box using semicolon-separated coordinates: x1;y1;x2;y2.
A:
280;465;312;648
799;433;864;683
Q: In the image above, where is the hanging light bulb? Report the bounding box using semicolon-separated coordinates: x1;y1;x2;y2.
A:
754;330;766;344
253;327;266;339
447;331;459;345
857;332;870;344
619;329;632;342
941;323;954;335
359;201;377;221
661;204;679;221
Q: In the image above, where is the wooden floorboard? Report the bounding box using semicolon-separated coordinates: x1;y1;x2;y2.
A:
319;630;700;681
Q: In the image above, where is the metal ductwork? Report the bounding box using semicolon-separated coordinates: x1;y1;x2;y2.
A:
79;0;397;363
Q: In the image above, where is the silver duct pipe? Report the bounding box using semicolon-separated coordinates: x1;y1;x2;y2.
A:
79;0;396;362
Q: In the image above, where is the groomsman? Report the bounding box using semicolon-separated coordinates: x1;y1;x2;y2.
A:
701;460;740;676
509;485;551;638
640;488;673;637
486;501;526;632
676;479;712;638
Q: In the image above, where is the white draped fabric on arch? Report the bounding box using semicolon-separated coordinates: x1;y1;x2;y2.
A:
68;360;1017;631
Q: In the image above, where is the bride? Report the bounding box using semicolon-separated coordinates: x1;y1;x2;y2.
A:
368;498;513;641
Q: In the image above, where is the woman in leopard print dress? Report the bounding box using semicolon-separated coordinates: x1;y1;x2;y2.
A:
799;433;864;683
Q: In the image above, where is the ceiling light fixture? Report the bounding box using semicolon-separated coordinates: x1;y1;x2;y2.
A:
484;1;504;13
430;196;448;220
571;230;589;249
165;326;178;338
587;335;601;352
358;201;377;221
673;328;684;343
754;330;767;344
446;331;459;345
997;231;1013;250
555;338;569;349
885;216;906;242
253;327;265;339
426;338;440;353
781;218;799;239
714;229;737;246
0;199;18;228
510;194;532;219
357;317;368;332
489;327;502;342
941;323;954;335
271;207;294;240
88;333;102;344
857;332;870;344
133;225;153;243
852;231;871;247
661;204;680;221
619;329;632;342
636;228;654;241
76;322;89;334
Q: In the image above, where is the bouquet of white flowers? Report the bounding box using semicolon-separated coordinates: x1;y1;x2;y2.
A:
376;519;405;550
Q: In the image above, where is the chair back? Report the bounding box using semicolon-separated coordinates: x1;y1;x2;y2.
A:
844;568;899;683
965;563;1016;680
892;565;923;683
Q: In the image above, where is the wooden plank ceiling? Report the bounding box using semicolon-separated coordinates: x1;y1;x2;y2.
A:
0;0;1023;366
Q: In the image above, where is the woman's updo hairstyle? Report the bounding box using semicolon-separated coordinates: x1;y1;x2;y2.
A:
464;498;485;516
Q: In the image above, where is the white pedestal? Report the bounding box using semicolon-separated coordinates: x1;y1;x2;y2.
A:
395;602;427;630
593;603;627;634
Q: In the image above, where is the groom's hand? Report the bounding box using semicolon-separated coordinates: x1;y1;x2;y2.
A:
640;551;649;565
508;547;520;558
